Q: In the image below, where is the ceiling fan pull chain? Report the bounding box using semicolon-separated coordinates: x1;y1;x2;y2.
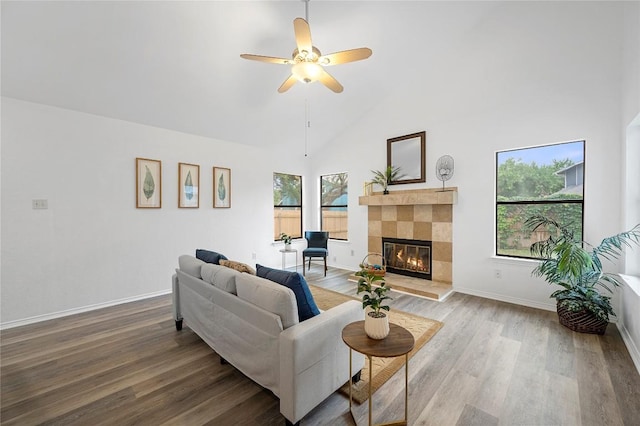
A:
304;0;309;23
304;98;310;157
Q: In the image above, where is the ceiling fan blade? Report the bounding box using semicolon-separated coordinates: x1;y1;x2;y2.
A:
278;75;298;93
319;48;373;66
293;18;312;55
318;68;343;93
240;54;291;65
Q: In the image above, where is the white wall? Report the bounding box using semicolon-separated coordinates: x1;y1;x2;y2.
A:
622;1;640;274
0;98;310;326
621;118;640;370
619;1;640;373
312;1;628;311
622;2;640;129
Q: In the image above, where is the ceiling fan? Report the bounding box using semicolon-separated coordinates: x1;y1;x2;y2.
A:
240;0;372;93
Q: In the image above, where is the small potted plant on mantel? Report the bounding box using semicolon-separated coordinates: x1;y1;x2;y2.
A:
355;267;393;339
279;233;293;250
526;215;640;335
370;165;404;195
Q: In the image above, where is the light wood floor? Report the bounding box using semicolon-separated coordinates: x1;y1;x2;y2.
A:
2;267;639;425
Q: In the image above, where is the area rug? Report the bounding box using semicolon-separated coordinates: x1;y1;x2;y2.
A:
308;284;444;404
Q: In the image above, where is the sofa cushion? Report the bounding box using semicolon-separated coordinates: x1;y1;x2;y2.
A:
178;255;205;279
256;264;320;322
220;259;256;275
196;249;228;265
235;273;299;329
201;263;240;294
302;248;328;257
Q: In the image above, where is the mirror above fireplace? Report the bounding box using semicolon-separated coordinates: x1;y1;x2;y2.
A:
387;131;426;185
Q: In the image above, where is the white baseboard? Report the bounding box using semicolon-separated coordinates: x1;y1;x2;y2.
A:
0;289;172;330
453;286;557;312
617;322;640;374
617;274;640;374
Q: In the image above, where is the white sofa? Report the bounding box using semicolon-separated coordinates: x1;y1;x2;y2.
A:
172;255;364;425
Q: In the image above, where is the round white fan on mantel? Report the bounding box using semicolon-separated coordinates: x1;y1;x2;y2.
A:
435;155;455;192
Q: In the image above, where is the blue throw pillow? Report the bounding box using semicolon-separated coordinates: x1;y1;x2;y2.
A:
196;249;228;265
256;264;320;322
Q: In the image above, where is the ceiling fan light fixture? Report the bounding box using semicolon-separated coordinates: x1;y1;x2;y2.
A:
291;61;322;83
292;47;321;63
240;11;372;92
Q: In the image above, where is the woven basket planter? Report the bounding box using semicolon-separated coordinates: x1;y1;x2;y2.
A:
556;302;608;335
360;253;386;277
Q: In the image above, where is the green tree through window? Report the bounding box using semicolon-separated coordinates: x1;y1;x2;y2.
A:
321;173;348;240
496;141;584;258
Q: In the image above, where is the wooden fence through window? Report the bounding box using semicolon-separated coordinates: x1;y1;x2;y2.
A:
274;210;347;240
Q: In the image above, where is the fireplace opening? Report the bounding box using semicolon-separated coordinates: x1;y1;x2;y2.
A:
382;238;432;280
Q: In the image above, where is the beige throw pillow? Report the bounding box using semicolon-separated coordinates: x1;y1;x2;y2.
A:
220;259;256;275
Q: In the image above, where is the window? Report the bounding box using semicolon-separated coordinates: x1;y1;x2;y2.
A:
274;173;302;240
496;140;584;259
321;173;348;240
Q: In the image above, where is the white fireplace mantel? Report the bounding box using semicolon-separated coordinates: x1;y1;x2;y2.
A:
358;187;458;206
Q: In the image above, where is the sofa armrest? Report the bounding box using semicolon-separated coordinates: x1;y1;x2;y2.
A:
279;299;365;424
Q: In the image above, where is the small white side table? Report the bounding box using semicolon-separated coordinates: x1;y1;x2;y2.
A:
279;248;298;271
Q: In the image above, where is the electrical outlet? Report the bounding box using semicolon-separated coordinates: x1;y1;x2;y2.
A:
333;256;337;262
32;199;48;209
494;269;502;279
351;250;355;256
251;253;256;260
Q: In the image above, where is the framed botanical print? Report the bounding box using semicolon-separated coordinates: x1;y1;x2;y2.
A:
213;167;231;208
136;158;162;208
178;162;200;208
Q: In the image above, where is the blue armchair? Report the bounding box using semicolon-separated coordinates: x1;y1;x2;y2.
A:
302;231;329;276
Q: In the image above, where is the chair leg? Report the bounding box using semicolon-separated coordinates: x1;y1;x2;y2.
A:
302;257;306;276
323;257;327;276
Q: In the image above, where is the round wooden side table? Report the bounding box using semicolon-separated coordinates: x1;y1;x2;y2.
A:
342;320;415;426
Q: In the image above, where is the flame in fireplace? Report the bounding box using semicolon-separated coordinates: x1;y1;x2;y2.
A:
395;249;426;271
409;257;423;270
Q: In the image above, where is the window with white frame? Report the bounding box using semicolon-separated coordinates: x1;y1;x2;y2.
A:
496;140;585;259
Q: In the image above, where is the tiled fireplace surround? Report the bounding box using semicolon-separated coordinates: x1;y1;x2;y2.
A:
360;188;456;284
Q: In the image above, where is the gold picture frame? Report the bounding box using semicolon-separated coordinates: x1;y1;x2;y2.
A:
213;167;231;208
136;158;162;208
178;162;200;208
363;181;374;196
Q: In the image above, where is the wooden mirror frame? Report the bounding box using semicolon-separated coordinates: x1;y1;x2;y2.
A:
387;131;426;185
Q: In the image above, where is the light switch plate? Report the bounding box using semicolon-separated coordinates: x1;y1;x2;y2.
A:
32;199;48;209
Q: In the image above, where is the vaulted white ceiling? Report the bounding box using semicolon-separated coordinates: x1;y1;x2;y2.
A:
2;1;497;154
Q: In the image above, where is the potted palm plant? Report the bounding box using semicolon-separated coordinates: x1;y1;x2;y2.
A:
355;267;393;339
526;215;640;334
371;165;404;194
